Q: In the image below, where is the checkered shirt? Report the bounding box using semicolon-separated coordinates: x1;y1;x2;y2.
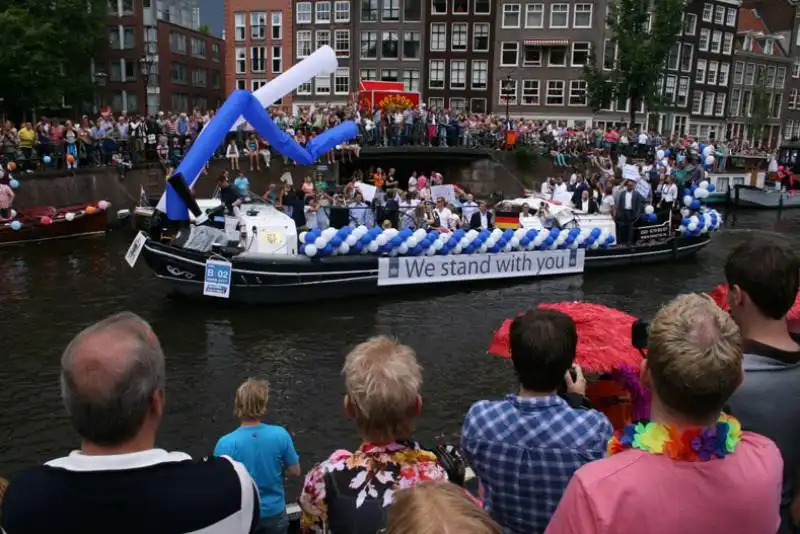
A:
461;394;613;534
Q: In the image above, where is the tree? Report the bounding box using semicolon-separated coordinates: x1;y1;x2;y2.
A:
198;23;211;35
748;72;772;146
0;0;107;118
583;0;687;128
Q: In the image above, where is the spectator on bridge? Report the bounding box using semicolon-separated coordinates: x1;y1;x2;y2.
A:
214;379;300;534
546;293;783;534
298;336;447;534
0;312;259;534
461;310;612;534
725;239;800;534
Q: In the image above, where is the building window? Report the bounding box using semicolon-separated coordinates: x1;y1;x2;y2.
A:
212;43;221;61
501;42;519;66
452;0;467;13
450;59;466;89
695;59;706;84
667;43;679;71
297;82;312;95
794;59;800;79
718;63;729;86
569;80;587;106
360;31;377;58
403;31;420;59
785;120;794;139
704;92;714;116
474;0;490;14
710;30;722;54
765;65;776;88
334;0;350;22
169;32;186;54
702;3;712;22
722;32;733;55
121;27;135;49
361;0;378;21
549;46;567;67
715;93;726;117
430;23;446;51
315;75;331;95
603;39;616;70
684;13;696;35
573;3;592;28
191;69;207;87
523;45;541;67
170;62;188;84
677;76;689;107
296;2;312;23
382;0;399;20
432;0;447;14
470;98;487;112
382;31;399;59
334;68;349;94
571;42;590;67
335;29;350;58
451;23;467;51
471;59;488;90
316;30;331;49
664;75;676;103
726;7;736;26
789;89;798;110
250;12;266;40
502;4;521;28
679;43;692;72
271;11;282;39
234;12;246;40
742;91;752;116
777;67;787;89
473;23;489;51
381;69;399;82
713;5;724;25
272;46;282;73
235;47;246;74
733;61;744;84
316;1;331;23
499;79;518;106
449;98;466;111
744;63;755;85
699;29;709;51
550;4;569;28
521;80;540;105
297;30;312;58
546;80;565;105
251;80;267;92
251;46;266;72
525;4;543;28
403;69;420;91
429;97;445;108
360;68;377;80
707;61;718;85
404;0;421;20
730;88;741;115
429;59;445;89
692;90;703;114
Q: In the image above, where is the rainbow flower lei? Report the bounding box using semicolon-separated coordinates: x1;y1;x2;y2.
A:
607;413;742;461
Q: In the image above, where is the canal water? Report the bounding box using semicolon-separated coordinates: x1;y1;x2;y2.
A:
0;209;796;497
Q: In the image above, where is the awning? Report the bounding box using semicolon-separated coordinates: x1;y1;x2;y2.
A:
524;39;569;46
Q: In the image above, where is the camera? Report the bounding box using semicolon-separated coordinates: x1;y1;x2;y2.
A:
631;319;650;351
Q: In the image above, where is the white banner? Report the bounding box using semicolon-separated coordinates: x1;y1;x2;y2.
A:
431;184;456;204
377;249;585;287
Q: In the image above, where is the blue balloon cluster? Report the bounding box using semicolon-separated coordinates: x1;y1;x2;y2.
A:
678;208;721;237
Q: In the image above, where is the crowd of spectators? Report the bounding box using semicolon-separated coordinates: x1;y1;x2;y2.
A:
0;237;798;534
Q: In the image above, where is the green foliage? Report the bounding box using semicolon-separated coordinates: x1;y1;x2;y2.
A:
513;146;540;187
748;73;772;143
583;0;687;126
198;23;211;35
0;0;107;117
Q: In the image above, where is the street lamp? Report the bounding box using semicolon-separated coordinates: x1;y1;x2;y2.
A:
502;75;514;126
139;54;154;116
95;71;108;110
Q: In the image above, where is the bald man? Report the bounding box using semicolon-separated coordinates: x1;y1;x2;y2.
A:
1;312;260;534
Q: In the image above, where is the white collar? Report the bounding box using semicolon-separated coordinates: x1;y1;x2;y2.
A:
46;448;191;472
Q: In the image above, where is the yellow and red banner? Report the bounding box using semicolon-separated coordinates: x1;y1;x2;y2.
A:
359;90;420;111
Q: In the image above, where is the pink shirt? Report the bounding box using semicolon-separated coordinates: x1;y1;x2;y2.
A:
545;432;782;534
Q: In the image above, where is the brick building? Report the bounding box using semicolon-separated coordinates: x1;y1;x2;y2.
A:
98;0;226;114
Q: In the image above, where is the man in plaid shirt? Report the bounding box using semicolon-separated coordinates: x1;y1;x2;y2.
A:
461;309;613;534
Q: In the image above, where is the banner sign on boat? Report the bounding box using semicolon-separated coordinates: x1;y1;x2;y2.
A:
377;249;585;287
125;231;148;268
635;221;671;242
203;258;232;298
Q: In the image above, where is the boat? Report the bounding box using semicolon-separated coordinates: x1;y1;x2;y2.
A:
704;172;748;204
132;182;716;304
732;183;800;209
0;202;109;246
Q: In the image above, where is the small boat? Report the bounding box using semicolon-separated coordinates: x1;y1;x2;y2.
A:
704;173;748;204
133;183;715;304
0;202;109;247
731;184;800;209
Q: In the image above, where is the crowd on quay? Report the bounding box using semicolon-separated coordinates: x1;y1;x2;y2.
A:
0;237;799;534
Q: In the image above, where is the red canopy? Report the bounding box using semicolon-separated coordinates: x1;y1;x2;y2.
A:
488;302;644;374
359;80;404;92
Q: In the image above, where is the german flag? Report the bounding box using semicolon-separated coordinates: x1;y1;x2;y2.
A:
495;212;520;230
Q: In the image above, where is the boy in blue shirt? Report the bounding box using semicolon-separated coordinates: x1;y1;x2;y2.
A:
215;379;301;534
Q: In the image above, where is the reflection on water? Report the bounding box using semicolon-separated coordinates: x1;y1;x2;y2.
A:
1;211;798;498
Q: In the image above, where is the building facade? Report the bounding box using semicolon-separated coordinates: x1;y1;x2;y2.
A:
424;0;495;113
224;0;293;107
354;0;426;98
98;0;225;114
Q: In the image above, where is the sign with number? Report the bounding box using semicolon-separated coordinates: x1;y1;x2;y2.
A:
125;232;148;268
635;222;671;242
203;259;232;299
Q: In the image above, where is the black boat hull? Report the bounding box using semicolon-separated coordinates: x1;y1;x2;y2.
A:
141;235;711;304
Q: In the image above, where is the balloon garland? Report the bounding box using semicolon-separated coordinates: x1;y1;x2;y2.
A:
299;226;617;258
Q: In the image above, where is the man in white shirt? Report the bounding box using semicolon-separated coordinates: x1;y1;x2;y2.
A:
461;193;479;224
637;131;649;158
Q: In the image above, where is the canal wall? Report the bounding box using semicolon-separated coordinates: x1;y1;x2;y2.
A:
11;151;557;211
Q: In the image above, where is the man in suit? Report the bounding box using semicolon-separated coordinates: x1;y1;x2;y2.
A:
614;179;645;245
469;201;495;231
